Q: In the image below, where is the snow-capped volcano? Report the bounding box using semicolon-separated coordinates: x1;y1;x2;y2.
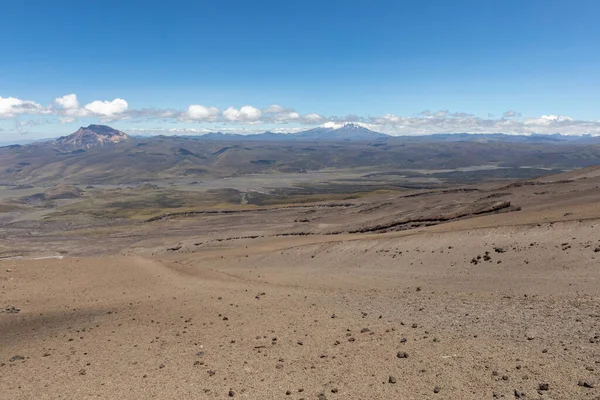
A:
292;122;388;140
320;122;372;130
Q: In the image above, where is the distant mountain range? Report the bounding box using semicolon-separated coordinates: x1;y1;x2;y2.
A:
199;123;388;142
3;123;600;185
4;123;600;151
170;123;600;144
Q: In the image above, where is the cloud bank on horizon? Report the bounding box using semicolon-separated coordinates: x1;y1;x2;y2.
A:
2;93;600;137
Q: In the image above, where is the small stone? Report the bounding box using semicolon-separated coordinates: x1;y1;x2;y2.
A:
578;381;595;388
538;383;549;391
388;375;396;384
331;388;338;393
318;393;327;400
360;328;370;333
228;390;235;397
514;390;523;398
9;355;25;362
79;369;86;376
297;341;303;346
396;351;409;359
433;386;440;393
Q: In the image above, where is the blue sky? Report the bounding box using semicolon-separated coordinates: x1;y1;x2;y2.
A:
2;0;600;140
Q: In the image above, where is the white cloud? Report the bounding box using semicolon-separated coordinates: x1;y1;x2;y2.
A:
503;110;521;118
59;116;76;124
84;98;128;117
4;92;600;137
223;105;262;122
303;113;324;123
184;105;219;121
264;104;285;113
54;94;80;110
0;96;47;117
271;111;300;122
524;114;573;126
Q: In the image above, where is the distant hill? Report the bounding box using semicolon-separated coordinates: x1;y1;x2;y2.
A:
53;124;130;150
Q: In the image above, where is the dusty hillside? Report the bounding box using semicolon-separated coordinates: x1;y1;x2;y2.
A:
1;167;600;399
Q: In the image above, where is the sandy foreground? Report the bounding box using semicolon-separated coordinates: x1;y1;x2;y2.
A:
1;217;600;400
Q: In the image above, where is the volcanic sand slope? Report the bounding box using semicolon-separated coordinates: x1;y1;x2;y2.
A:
1;168;600;399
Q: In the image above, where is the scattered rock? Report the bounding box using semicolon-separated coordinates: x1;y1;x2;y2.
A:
578;381;595;388
396;351;409;359
538;383;549;391
433;386;440;393
9;355;25;362
388;375;397;384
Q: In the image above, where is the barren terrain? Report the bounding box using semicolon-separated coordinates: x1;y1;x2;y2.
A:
2;165;600;399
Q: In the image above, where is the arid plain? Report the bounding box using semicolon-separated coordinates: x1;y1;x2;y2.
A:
2;161;600;399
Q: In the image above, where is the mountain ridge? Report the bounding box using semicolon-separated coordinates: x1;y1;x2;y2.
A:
6;123;600;148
